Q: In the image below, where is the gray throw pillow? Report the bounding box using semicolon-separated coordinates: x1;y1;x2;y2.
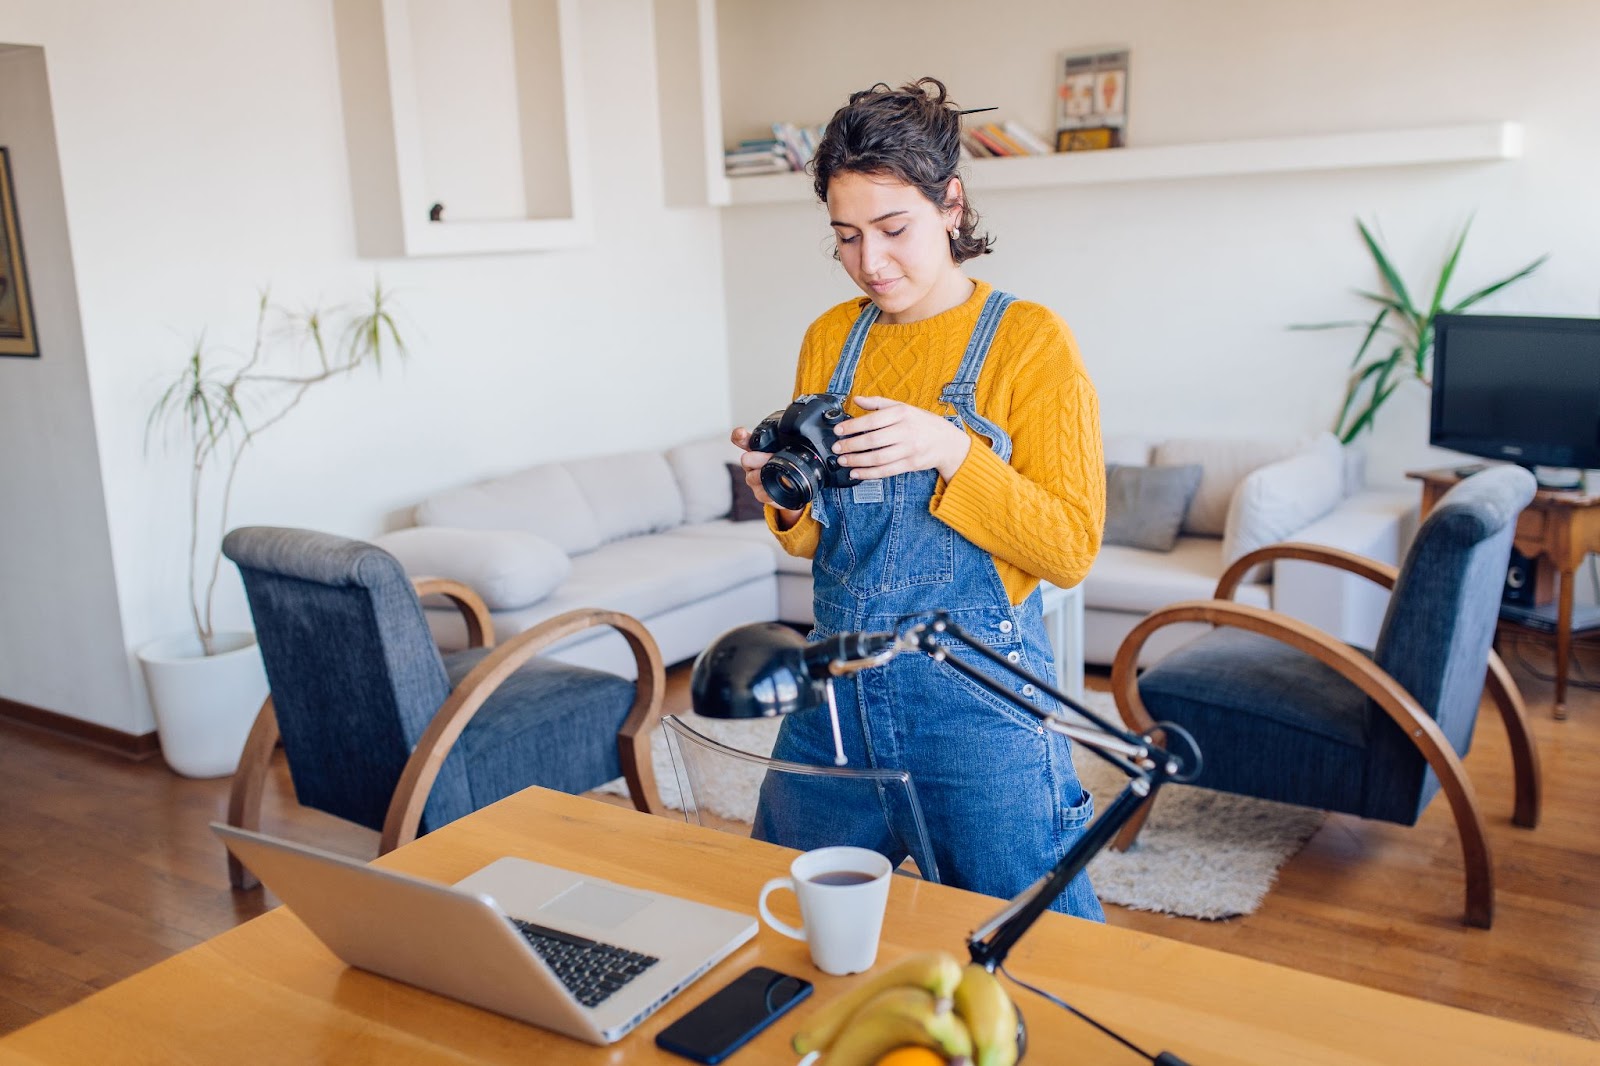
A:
727;463;767;522
1103;463;1204;552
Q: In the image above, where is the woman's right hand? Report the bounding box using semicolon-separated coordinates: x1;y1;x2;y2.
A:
731;426;803;529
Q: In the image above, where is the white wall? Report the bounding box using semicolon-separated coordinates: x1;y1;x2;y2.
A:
717;0;1600;488
0;46;141;730
3;0;1596;732
0;0;732;732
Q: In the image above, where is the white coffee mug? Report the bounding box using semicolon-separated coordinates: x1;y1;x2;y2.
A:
757;846;893;975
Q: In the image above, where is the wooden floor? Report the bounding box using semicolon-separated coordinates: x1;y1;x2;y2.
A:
2;644;1598;1041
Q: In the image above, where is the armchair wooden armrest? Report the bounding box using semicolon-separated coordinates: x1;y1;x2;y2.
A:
226;695;279;890
1111;599;1496;927
1215;541;1398;602
380;608;667;852
412;577;494;649
1215;543;1539;829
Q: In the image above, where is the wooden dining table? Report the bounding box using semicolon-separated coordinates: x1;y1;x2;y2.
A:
1;786;1593;1065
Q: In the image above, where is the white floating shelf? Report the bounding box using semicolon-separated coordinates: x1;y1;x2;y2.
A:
725;121;1523;207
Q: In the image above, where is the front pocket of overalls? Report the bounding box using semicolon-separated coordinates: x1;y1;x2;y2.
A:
936;643;1048;736
810;488;858;584
883;469;953;591
1058;785;1094;831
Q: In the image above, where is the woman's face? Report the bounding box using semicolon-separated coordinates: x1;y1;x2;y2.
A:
826;170;965;324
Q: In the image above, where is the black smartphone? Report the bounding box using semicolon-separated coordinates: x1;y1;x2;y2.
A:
654;965;813;1064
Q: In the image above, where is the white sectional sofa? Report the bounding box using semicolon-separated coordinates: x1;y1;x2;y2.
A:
375;431;1414;681
376;437;811;677
1083;434;1417;667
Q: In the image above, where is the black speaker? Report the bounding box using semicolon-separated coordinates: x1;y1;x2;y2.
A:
1503;548;1540;608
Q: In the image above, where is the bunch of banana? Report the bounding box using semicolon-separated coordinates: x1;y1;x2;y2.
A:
953;963;1020;1066
790;952;1021;1066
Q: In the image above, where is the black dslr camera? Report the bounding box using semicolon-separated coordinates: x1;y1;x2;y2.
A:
746;393;852;510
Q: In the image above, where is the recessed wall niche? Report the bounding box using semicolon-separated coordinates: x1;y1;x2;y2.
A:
652;0;728;208
333;0;591;257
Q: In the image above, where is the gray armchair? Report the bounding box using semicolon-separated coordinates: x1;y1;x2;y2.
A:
1111;466;1541;927
220;527;664;890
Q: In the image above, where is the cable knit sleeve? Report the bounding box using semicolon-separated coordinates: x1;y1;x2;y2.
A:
930;311;1105;593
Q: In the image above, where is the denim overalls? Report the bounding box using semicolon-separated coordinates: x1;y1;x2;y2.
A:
753;291;1104;921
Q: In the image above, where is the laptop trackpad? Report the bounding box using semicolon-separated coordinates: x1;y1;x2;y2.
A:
539;881;652;929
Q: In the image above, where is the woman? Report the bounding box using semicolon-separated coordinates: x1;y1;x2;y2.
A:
733;78;1106;920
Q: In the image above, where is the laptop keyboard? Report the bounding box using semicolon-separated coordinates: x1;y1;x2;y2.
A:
510;918;660;1008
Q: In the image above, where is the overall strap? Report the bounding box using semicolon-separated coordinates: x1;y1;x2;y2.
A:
938;290;1017;461
825;302;881;396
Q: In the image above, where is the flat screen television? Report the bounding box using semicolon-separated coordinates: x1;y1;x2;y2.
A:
1430;313;1600;471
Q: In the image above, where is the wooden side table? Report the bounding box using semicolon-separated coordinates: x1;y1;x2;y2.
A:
1408;467;1600;718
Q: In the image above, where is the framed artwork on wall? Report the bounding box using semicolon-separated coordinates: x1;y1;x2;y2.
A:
1055;47;1130;153
0;146;39;359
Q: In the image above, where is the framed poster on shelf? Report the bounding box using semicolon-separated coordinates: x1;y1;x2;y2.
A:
1055;47;1129;152
0;147;38;358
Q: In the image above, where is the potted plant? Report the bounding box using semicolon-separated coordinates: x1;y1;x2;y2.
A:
1298;217;1547;443
139;282;408;777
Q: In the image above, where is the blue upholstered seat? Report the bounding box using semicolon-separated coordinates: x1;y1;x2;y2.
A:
440;648;635;811
220;527;662;888
1113;466;1542;927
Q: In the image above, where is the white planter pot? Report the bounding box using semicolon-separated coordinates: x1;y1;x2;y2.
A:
138;630;270;779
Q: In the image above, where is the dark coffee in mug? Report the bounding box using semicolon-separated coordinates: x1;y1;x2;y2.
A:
807;870;877;887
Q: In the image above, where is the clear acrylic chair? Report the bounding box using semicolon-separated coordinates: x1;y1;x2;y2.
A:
660;714;942;884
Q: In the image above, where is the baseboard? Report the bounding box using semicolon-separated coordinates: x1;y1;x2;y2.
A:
0;696;160;760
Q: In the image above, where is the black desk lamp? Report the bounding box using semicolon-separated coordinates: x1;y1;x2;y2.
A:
690;611;1199;1066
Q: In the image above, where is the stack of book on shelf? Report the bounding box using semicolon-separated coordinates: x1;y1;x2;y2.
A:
724;139;790;176
960;120;1054;158
725;122;828;177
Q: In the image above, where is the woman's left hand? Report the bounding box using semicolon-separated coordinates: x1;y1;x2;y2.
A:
832;396;972;483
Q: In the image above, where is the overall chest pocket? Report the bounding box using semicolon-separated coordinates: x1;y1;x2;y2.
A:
815;470;954;596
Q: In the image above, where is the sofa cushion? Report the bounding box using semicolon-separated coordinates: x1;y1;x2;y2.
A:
1153;436;1306;537
663;520;812;576
416;463;602;555
1103;463;1202;552
568;451;685;544
483;533;775;631
372;526;571;610
1223;432;1346;580
1083;536;1271;615
666;436;742;523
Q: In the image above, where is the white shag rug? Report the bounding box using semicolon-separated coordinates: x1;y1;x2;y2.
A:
599;690;1324;920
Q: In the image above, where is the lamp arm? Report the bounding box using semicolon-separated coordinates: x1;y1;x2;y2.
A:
921;638;1148;777
968;779;1163;968
896;615;1189;972
908;616;1175;775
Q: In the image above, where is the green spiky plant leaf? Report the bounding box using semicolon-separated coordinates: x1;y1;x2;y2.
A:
146;281;411;654
1295;218;1547;444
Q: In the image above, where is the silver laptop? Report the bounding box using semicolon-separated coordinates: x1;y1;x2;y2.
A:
212;824;758;1045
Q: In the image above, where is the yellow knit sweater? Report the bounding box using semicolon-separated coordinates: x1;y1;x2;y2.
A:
768;278;1105;604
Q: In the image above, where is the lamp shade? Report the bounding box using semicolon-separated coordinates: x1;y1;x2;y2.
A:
690;623;827;719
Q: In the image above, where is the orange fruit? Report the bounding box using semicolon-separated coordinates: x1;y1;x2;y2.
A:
874;1048;947;1066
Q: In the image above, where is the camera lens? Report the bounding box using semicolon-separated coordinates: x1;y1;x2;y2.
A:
762;451;824;510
